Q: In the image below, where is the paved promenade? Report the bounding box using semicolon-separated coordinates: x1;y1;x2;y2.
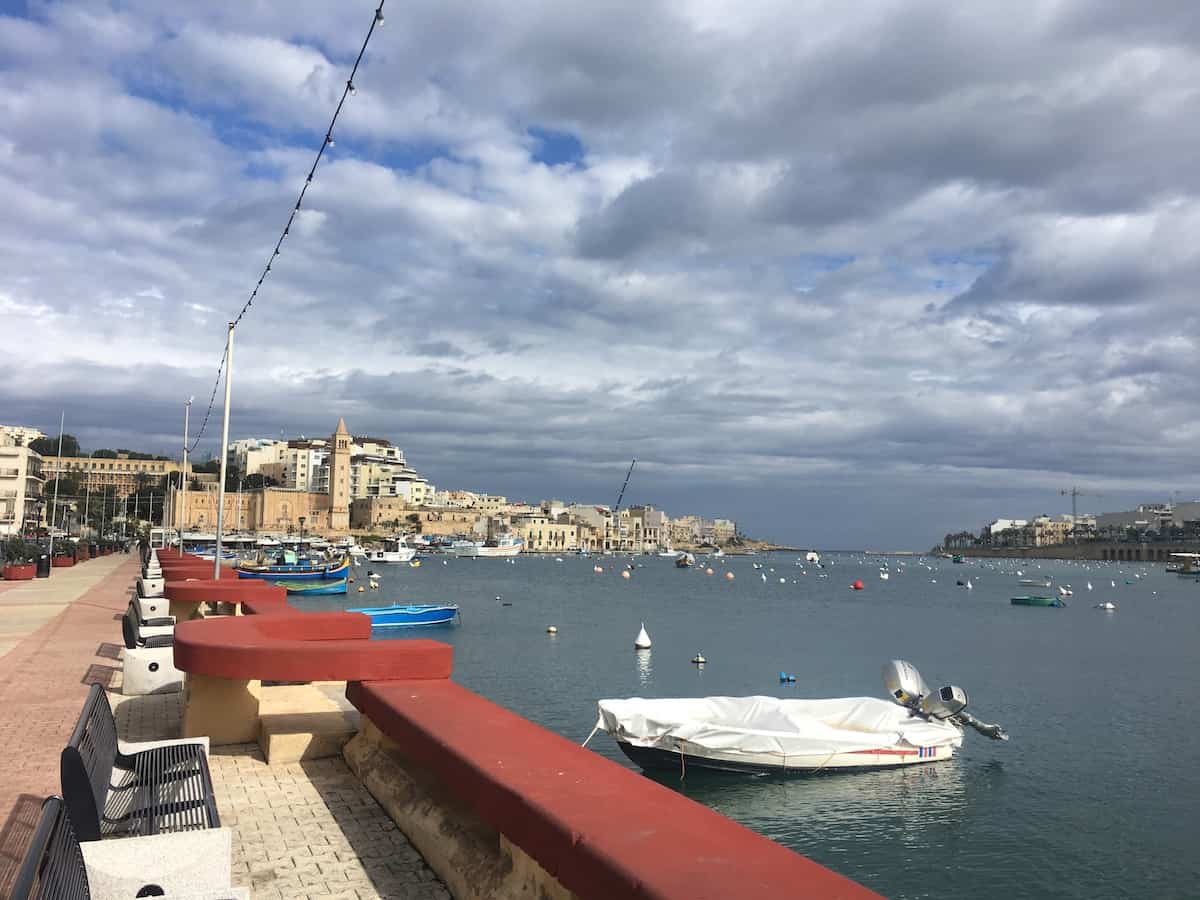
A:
0;554;448;899
0;553;135;892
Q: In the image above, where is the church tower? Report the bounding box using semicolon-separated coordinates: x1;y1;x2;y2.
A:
329;417;351;532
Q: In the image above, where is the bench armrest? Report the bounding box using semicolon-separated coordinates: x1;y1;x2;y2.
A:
81;827;234;900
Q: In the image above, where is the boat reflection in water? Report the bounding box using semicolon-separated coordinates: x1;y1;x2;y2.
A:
648;753;973;851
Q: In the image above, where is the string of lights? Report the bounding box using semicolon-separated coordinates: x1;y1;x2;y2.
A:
188;1;386;453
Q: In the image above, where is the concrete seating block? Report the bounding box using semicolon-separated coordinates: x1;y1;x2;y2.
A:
81;827;234;900
183;674;262;745
132;593;174;623
122;646;185;696
139;575;166;596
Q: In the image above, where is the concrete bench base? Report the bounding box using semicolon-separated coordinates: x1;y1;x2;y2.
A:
258;683;359;764
183;674;262;745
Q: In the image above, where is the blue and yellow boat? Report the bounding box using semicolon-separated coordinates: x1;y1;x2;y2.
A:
274;577;348;595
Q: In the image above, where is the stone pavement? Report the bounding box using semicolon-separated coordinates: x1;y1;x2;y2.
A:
0;553;137;894
0;553;449;900
0;552;131;659
113;689;449;900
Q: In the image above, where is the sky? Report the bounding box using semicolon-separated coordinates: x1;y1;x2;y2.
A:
2;0;1199;549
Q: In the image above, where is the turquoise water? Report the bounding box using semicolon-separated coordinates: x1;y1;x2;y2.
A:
297;553;1200;899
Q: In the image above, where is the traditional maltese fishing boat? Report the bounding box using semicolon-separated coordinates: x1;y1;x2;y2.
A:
588;660;1007;776
236;551;350;581
273;577;348;595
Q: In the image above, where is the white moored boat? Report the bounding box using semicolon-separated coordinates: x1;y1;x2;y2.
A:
590;660;1006;775
364;537;417;564
450;535;523;558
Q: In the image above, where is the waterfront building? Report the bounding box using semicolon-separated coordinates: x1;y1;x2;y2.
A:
43;453;188;496
511;512;580;552
628;505;669;551
0;433;44;535
0;424;45;446
280;439;329;492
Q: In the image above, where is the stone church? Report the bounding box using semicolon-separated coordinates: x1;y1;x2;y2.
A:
167;418;353;536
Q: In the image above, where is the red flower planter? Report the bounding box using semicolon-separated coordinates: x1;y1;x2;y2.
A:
3;564;36;581
51;556;75;568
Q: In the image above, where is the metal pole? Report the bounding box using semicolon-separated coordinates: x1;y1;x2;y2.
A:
180;397;192;557
47;411;65;564
214;323;235;580
83;453;91;541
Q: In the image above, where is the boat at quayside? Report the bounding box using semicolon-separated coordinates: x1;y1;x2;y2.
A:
363;536;417;564
449;535;523;558
589;659;1007;776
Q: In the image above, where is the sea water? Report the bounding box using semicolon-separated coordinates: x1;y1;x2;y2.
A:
298;553;1200;899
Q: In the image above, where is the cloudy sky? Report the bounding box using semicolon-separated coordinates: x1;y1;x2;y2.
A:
2;0;1197;547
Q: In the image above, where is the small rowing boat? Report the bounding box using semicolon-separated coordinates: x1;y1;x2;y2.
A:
347;603;460;627
1011;595;1065;608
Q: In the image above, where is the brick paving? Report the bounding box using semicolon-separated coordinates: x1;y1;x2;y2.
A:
0;556;449;899
0;553;136;894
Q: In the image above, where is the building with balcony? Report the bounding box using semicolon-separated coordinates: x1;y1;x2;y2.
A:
0;434;44;535
42;453;188;496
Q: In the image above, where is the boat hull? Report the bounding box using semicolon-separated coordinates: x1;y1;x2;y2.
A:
275;578;348;595
1011;595;1065;607
347;604;459;627
238;559;350;580
615;741;954;776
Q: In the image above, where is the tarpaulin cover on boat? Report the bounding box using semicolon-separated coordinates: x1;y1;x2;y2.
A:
596;696;962;758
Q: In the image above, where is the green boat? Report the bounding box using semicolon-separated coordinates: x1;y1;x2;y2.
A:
273;577;348;596
1010;595;1065;608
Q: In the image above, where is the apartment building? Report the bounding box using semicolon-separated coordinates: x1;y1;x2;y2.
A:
0;433;44;535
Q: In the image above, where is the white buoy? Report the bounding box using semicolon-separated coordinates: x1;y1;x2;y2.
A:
634;623;652;649
779;577;786;583
546;625;558;634
725;572;735;581
1095;601;1117;610
966;579;973;590
760;573;767;582
1087;581;1093;591
691;652;706;664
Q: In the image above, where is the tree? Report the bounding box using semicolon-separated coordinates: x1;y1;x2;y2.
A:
92;449;119;459
29;434;80;457
243;474;278;490
192;459;221;475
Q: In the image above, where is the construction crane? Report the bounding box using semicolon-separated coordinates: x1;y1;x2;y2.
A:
613;459;637;514
1060;486;1100;544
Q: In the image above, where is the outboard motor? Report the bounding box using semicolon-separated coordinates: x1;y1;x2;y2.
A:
883;661;1008;741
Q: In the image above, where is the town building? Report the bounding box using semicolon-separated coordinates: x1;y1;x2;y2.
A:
227;439;289;481
511;513;581;552
0;425;45;446
0;432;44;535
165;419;354;535
42;454;189;495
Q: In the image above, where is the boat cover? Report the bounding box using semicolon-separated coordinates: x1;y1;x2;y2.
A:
597;696;961;758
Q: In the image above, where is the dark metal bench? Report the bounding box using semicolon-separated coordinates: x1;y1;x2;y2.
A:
60;684;219;842
10;797;88;900
122;607;173;650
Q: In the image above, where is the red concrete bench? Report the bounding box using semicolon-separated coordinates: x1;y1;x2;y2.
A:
346;679;880;900
171;610;451;744
163;579;284;620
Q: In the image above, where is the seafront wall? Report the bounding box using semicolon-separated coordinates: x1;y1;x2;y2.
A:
956;542;1191;562
168;556;880;900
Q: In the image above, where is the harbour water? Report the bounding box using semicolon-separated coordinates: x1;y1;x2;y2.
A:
298;553;1200;899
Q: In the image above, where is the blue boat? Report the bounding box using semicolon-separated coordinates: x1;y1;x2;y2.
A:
346;603;460;627
274;577;348;596
237;557;350;581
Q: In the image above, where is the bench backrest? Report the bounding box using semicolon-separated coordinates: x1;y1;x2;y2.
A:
59;684;118;843
121;608;139;650
10;797;91;900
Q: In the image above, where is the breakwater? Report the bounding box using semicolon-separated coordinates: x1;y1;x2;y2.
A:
953;542;1191;562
